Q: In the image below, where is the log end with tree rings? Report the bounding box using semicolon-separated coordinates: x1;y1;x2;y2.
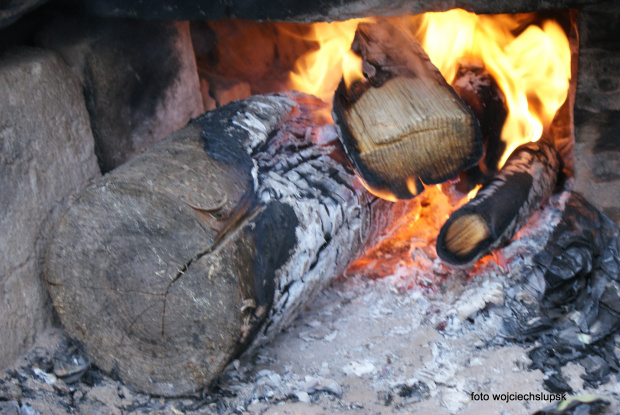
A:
332;18;482;200
44;93;375;397
437;140;562;266
442;213;491;258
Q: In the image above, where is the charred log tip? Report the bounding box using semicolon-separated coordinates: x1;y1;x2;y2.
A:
350;22;370;53
438;138;561;267
508;140;564;174
438;213;492;265
335;78;369;107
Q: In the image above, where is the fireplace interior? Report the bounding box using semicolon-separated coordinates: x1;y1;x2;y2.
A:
1;1;620;414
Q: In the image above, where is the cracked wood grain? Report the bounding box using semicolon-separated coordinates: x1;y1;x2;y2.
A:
45;93;385;397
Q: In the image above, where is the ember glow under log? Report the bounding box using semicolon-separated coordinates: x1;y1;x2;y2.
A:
437;141;562;266
332;18;482;200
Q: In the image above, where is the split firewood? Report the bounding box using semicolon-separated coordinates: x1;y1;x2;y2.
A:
332;18;482;199
45;93;393;397
436;140;562;266
452;64;507;191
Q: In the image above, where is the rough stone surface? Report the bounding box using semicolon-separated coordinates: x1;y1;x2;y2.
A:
80;0;606;22
36;14;203;172
0;47;100;370
202;71;252;107
574;1;620;224
0;0;48;29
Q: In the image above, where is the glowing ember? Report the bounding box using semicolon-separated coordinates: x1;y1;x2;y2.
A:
346;183;479;282
358;176;400;202
467;184;482;201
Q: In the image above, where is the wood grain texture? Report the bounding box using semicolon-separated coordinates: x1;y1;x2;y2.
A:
437;141;562;266
45;93;376;396
333;18;482;199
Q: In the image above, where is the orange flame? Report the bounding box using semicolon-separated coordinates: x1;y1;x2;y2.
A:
467;184;482;201
410;10;571;168
284;11;572;285
287;19;365;104
358;177;400;202
287;12;570;171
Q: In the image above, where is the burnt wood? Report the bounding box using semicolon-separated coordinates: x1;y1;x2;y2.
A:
452;64;508;191
437;140;561;266
332;18;482;199
45;93;376;397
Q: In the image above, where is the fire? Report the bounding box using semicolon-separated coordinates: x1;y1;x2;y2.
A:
358;177;399;202
467;184;482;201
288;11;571;171
287;20;365;104
409;10;571;168
286;12;571;282
346;185;453;282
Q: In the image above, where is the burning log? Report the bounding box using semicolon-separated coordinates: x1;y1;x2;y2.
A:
437;141;562;266
45;93;378;397
452;64;508;191
332;18;482;199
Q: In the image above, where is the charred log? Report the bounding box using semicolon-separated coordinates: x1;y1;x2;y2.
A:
437;140;561;266
45;93;377;397
452;64;508;191
332;18;482;199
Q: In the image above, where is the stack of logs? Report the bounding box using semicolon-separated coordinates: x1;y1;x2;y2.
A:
333;18;561;266
45;18;562;396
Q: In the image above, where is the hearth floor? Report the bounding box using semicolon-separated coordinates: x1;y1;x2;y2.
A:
3;190;620;414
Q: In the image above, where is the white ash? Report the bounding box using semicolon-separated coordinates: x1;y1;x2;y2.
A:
232;94;296;192
234;94;373;347
233;95;296;156
198;186;617;414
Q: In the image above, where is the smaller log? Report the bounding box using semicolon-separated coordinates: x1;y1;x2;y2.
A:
332;18;482;199
437;140;562;266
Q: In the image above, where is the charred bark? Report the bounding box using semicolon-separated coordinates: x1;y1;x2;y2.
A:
45;93;376;397
437;140;562;266
332;18;482;199
452;64;507;191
